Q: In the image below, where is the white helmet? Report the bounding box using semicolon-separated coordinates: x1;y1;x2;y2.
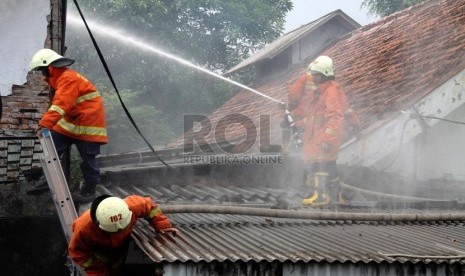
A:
307;55;334;77
29;49;75;71
94;197;133;232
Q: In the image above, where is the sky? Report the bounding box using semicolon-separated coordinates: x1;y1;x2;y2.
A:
1;0;49;96
284;0;379;33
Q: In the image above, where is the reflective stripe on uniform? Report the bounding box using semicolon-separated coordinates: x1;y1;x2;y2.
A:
325;128;338;138
82;257;94;268
306;153;338;162
305;83;316;90
49;105;65;116
57;118;107;137
76;91;101;104
147;206;162;219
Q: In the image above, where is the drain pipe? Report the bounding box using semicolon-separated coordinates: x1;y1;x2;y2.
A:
161;204;465;221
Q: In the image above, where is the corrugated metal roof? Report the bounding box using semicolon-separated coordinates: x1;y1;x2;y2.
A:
99;182;464;213
99;181;465;264
130;212;465;264
226;10;360;74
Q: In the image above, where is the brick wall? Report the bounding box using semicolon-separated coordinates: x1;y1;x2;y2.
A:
0;74;49;214
1;74;49;136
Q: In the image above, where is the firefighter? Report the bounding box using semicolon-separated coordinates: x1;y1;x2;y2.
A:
289;55;346;206
27;49;107;203
68;194;179;276
287;63;360;140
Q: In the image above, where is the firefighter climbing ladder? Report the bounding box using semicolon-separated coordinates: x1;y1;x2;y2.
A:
39;128;78;241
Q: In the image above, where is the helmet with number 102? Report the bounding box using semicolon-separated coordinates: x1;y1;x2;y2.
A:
94;197;132;232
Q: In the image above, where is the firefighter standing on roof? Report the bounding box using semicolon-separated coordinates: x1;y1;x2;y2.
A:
68;194;179;276
27;49;107;203
289;55;347;206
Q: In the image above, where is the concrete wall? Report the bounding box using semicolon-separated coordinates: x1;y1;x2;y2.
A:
385;104;465;181
339;68;465;182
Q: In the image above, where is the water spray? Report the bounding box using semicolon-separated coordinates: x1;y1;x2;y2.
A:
72;0;171;168
66;14;283;105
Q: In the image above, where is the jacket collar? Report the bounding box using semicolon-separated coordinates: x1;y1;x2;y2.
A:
47;66;67;89
315;80;334;94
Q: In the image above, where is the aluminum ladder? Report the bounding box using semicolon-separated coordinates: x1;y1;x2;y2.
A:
39;128;79;275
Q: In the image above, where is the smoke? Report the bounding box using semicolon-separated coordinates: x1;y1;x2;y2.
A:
0;0;18;24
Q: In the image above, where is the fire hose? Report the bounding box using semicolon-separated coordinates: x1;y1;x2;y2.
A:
161;204;465;221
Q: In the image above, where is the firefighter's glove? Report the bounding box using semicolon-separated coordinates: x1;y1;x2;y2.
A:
322;143;331;153
36;126;43;138
157;227;180;237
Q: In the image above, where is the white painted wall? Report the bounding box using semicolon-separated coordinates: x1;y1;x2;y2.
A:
387;105;465;181
339;69;465;181
0;0;49;96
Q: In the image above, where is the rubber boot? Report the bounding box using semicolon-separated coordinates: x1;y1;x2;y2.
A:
73;181;97;203
329;177;344;205
26;175;49;195
302;172;330;206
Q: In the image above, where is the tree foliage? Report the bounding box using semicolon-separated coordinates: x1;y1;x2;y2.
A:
361;0;426;17
66;0;292;153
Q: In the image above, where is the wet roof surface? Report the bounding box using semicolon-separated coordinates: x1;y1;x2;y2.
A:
130;213;465;264
95;0;465;265
100;180;465;264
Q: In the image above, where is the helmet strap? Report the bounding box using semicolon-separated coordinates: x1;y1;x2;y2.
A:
38;67;50;78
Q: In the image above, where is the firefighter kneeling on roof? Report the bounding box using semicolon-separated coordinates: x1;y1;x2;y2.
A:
286;55;357;206
68;195;179;276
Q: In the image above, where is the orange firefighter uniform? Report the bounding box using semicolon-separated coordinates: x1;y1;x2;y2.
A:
288;74;316;111
39;66;108;144
289;74;360;134
292;80;344;163
68;195;173;275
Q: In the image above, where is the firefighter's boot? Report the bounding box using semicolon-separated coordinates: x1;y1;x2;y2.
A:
302;172;330;206
329;177;345;205
73;181;97;204
26;175;49;195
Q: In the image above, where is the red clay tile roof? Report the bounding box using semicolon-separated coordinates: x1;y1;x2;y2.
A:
327;0;465;128
170;0;465;152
